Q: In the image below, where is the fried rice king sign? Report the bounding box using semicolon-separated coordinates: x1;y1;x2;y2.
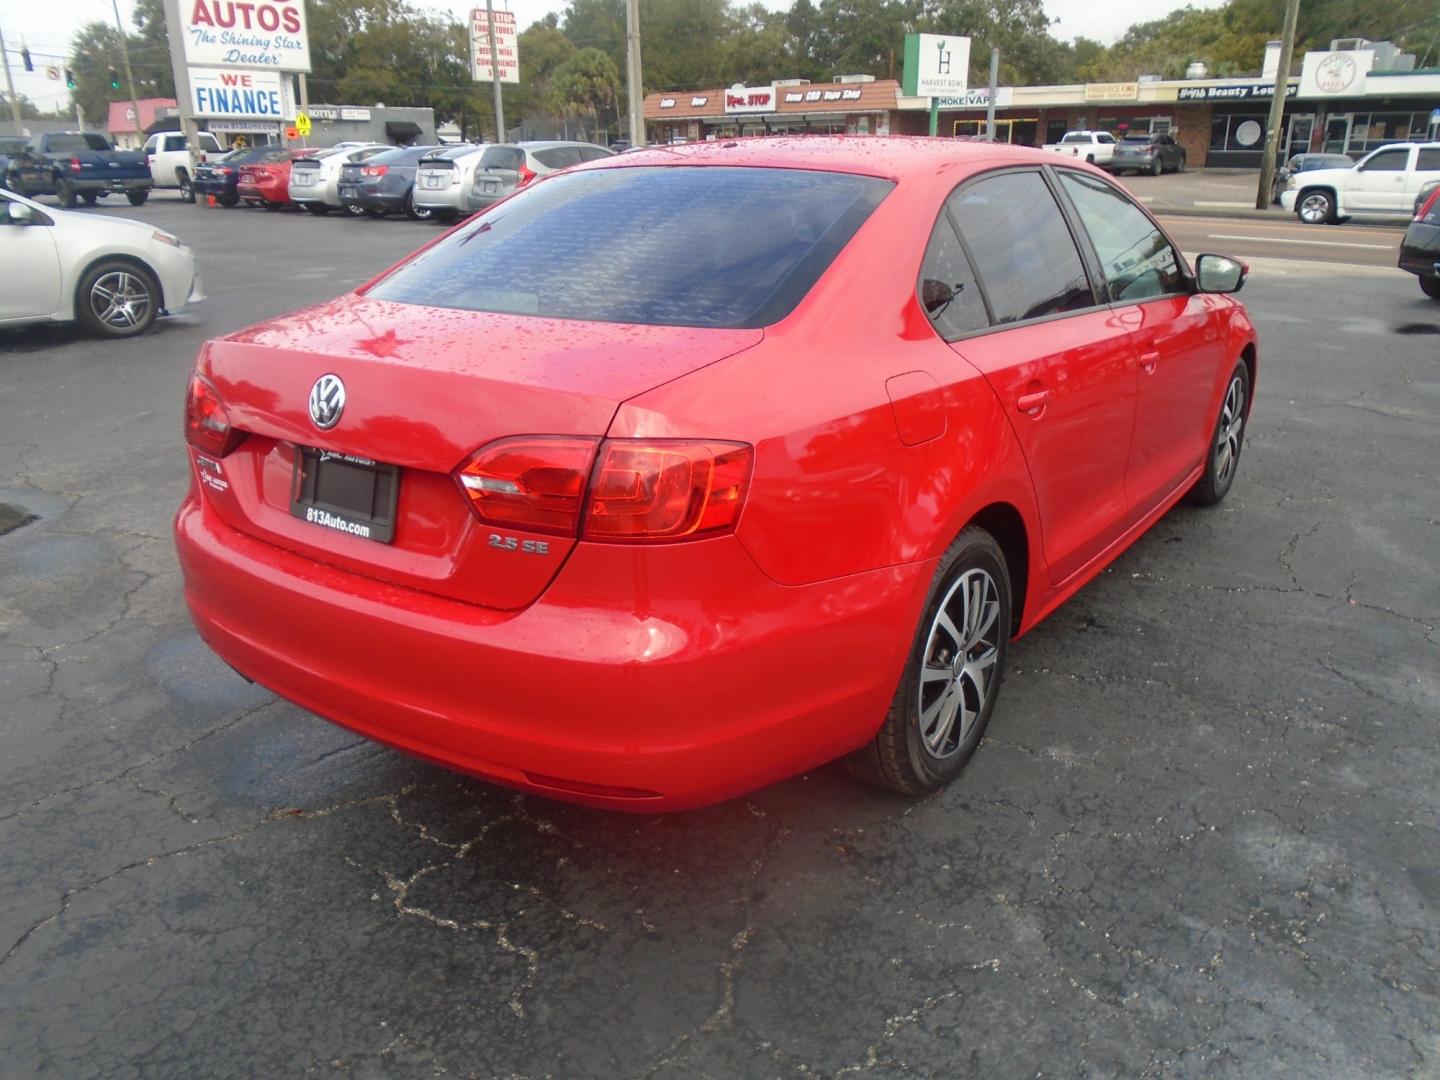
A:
181;0;312;72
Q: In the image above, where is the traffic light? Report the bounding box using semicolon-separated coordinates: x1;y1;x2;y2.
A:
109;68;121;90
65;69;76;89
20;46;32;72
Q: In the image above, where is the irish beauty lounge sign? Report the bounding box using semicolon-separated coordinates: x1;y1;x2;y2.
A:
181;0;312;72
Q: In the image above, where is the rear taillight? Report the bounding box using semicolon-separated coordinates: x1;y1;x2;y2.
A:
362;164;388;177
517;163;536;186
584;440;751;541
216;166;233;175
455;437;752;542
69;156;82;173
184;372;246;457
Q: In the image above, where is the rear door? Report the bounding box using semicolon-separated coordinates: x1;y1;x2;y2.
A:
1053;167;1218;512
944;168;1138;585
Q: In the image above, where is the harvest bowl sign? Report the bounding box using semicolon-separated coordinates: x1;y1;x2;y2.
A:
181;0;312;72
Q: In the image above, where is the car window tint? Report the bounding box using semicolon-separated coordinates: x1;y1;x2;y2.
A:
369;166;892;329
919;214;988;339
1361;149;1409;172
533;147;584;169
480;146;524;170
1056;170;1185;303
1417;149;1440;171
255;148;290;163
947;171;1095;324
46;134;109;153
579;146;613;162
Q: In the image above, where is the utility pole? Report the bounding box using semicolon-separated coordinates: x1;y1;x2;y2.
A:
0;24;24;135
111;0;145;148
485;0;504;140
985;48;999;140
624;0;643;146
160;0;200;163
1256;0;1300;210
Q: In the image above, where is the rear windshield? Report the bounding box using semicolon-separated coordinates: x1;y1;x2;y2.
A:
532;146;585;169
479;145;524;170
1061;133;1091;144
422;146;476;163
1120;134;1154;143
369;165;892;329
45;133;112;153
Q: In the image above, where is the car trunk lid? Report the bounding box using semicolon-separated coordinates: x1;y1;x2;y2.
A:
195;294;763;610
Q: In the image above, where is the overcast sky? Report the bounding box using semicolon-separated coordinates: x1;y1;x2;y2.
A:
5;0;1226;112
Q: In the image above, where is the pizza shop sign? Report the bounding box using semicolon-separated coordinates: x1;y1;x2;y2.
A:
180;0;312;72
724;85;777;114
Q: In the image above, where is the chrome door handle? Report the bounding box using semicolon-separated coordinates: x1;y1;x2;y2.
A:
1017;389;1052;413
1139;351;1160;373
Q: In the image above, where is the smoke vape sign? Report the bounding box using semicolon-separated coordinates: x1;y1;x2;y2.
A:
902;33;971;99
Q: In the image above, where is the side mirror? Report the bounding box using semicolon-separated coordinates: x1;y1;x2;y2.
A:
921;278;955;313
5;201;38;226
1195;253;1246;294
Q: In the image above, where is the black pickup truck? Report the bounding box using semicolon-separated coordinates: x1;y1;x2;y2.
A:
4;132;153;207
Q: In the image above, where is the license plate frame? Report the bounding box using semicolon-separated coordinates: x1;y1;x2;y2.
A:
289;447;400;544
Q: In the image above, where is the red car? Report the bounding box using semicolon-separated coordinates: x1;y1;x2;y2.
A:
236;148;318;208
176;137;1256;810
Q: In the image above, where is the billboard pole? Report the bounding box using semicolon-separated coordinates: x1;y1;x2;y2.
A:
484;0;505;140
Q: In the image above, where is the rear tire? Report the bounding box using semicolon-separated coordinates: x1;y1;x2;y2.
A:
304;203;330;215
1186;361;1250;506
126;190;149;206
1421;276;1440;300
75;260;160;338
846;527;1011;796
1150;158;1162;176
55;178;78;208
218;192;239;207
80;192;99;206
177;170;194;203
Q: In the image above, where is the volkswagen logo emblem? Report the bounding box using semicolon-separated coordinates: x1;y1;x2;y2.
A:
308;374;346;430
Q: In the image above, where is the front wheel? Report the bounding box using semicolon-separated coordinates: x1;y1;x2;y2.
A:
126;190;149;206
1296;190;1334;225
1186;362;1250;506
846;527;1011;795
55;178;78;208
1421;276;1440;300
1150;158;1163;176
75;260;160;338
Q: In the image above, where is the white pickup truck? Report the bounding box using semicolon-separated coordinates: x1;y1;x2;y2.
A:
1281;142;1440;224
142;131;224;203
1042;131;1117;168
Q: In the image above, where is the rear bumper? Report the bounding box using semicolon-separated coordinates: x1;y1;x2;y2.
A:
340;187;405;211
174;491;928;810
238;180;288;204
1398;225;1440;277
413;186;465;211
70;175;151;192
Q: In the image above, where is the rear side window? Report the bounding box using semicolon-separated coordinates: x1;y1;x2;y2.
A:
918;214;989;339
532;146;584;169
369;166;892;328
579;146;614;162
1417;149;1440;171
948;171;1095;324
480;146;524;170
1056;170;1185;302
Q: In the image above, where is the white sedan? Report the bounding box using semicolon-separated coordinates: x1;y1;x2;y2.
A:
0;187;203;337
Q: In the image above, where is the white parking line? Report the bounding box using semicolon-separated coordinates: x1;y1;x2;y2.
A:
1205;233;1394;250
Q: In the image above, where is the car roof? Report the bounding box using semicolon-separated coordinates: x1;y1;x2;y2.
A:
580;135;1037;181
513;140;609;150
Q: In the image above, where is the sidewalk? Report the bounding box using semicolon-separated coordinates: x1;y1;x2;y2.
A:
1116;166;1411;225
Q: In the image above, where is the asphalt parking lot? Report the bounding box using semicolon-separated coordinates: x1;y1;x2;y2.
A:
2;197;1438;1079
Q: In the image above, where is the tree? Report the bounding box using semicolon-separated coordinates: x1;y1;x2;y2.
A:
548;48;620;143
67;23;129;127
0;93;45;120
510;21;580;122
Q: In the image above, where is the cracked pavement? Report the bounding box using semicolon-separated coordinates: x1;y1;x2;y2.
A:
2;204;1438;1078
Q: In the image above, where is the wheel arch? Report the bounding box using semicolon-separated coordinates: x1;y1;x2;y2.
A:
72;252;166;318
964;502;1030;637
1238;341;1257;411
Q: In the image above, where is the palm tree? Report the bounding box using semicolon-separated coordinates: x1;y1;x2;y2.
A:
548;48;621;144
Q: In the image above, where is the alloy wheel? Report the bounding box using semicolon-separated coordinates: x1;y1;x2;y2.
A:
89;271;152;329
1214;373;1246;487
917;568;1002;759
1298;193;1330;224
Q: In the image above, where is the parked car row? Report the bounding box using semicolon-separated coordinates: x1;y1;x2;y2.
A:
2;132;153;207
186;140;614;222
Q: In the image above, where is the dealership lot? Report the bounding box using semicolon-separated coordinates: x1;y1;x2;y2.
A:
2;200;1438;1077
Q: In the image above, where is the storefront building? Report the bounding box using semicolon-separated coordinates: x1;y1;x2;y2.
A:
644;77;901;143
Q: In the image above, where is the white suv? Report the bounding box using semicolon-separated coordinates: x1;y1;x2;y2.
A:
1281;142;1440;224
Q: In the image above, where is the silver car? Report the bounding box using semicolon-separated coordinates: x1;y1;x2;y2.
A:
288;143;391;215
412;144;488;222
466;142;614;213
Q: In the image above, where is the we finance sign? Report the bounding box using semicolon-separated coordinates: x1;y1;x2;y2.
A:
190;68;291;119
181;0;311;71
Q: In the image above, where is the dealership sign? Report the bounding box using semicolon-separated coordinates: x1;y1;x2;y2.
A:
724;85;777;113
1177;82;1298;101
189;67;291;119
470;9;519;84
180;0;310;71
902;33;971;99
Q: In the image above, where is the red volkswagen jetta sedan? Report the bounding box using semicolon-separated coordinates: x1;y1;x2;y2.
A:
176;138;1256;810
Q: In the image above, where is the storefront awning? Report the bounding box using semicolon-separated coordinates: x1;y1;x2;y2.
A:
385;120;423;141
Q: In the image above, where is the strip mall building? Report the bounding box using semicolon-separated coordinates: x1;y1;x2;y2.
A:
643;38;1440;168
